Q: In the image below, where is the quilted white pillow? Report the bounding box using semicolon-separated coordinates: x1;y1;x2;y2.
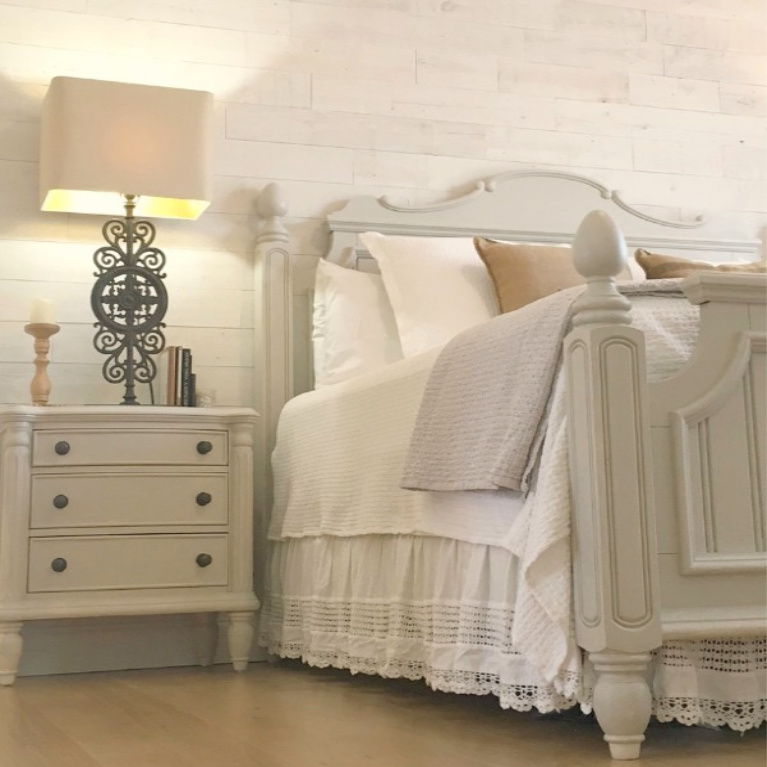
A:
312;259;403;387
359;232;499;357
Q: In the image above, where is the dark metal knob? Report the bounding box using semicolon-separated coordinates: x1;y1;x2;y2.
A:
196;440;213;455
196;492;212;506
51;557;67;573
53;494;69;509
54;441;70;455
195;553;213;568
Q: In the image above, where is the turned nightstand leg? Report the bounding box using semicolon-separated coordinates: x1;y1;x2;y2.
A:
0;622;23;686
226;611;254;672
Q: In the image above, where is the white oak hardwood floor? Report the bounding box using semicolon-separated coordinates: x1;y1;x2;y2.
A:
0;661;763;766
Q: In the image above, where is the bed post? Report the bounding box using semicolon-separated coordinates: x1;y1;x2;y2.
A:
564;211;663;761
253;183;292;594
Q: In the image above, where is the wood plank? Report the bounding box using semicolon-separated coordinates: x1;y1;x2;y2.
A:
0;664;763;767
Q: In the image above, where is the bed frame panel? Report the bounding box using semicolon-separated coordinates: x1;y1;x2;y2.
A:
253;169;766;760
564;211;766;758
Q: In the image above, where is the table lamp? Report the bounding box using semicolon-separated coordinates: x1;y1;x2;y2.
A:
39;76;213;405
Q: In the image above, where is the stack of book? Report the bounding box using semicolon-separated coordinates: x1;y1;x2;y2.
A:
156;346;196;406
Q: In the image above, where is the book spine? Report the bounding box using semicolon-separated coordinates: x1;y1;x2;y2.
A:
174;347;184;406
166;346;178;406
180;348;193;407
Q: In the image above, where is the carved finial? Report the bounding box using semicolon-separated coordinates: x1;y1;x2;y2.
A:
571;210;631;327
256;183;289;246
258;182;287;219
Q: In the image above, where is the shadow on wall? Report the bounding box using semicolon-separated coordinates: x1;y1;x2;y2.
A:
0;73;57;239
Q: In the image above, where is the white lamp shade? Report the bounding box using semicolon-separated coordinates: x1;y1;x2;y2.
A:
40;77;213;220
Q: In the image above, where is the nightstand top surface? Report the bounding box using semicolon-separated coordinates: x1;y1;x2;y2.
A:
0;405;258;423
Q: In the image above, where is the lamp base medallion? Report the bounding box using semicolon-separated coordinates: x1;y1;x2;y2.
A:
91;195;167;405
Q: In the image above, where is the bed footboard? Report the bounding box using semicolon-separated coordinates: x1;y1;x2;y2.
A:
564;211;662;761
564;211;767;760
651;273;766;634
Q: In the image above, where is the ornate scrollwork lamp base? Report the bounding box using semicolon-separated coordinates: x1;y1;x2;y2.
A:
91;195;167;405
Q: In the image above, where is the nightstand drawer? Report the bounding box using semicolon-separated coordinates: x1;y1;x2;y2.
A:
33;429;228;467
28;534;229;593
30;474;229;529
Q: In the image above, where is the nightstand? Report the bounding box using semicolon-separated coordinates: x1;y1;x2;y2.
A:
0;405;260;685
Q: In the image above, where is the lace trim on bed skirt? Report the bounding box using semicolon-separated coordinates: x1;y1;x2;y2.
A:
653;696;766;731
649;639;767;731
261;593;582;713
269;639;582;715
261;596;767;732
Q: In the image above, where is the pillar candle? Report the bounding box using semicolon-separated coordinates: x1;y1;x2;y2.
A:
30;298;56;325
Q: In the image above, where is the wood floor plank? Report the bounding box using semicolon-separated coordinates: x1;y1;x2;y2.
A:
0;662;763;767
0;688;102;767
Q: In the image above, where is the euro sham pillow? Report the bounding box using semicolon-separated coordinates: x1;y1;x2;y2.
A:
635;249;767;279
473;238;587;314
312;259;403;388
359;232;499;357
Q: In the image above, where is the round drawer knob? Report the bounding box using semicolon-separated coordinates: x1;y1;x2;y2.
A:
53;494;69;509
196;492;212;507
196;553;213;568
51;557;68;573
54;441;70;456
196;440;213;455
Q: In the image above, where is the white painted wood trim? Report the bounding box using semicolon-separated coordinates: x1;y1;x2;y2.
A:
378;169;707;231
671;331;766;575
252;183;292;635
564;212;662;759
324;169;761;268
253;184;292;493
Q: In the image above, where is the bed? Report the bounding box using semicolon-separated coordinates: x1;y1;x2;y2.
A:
252;170;766;760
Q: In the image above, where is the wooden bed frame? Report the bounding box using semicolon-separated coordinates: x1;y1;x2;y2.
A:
252;170;766;760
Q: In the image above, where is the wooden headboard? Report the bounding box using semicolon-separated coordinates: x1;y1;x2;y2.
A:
323;169;761;270
251;169;764;515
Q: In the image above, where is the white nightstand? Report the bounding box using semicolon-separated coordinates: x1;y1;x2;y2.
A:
0;405;260;685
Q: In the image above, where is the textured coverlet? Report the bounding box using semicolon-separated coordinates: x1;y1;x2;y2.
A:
401;279;686;493
269;349;527;545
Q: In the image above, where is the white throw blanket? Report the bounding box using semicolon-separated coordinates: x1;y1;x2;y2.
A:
505;293;702;688
401;279;687;494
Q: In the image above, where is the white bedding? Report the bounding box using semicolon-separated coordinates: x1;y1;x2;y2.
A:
269;292;701;684
269;348;527;547
264;290;766;731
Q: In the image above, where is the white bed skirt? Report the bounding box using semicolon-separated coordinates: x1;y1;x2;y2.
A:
260;535;766;731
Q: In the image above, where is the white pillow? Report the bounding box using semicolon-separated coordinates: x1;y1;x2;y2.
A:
312;259;403;387
359;232;499;356
626;255;647;281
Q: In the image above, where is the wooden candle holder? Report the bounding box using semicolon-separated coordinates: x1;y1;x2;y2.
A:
24;323;60;406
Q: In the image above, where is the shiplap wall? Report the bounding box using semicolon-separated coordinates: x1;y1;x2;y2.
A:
0;0;765;406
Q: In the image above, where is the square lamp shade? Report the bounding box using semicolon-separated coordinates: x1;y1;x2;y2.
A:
38;76;213;406
40;76;213;220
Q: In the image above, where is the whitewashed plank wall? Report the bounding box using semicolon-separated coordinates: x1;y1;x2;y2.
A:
0;0;765;678
0;0;765;406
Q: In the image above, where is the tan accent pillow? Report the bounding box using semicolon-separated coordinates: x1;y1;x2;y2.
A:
635;249;767;279
474;238;586;313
